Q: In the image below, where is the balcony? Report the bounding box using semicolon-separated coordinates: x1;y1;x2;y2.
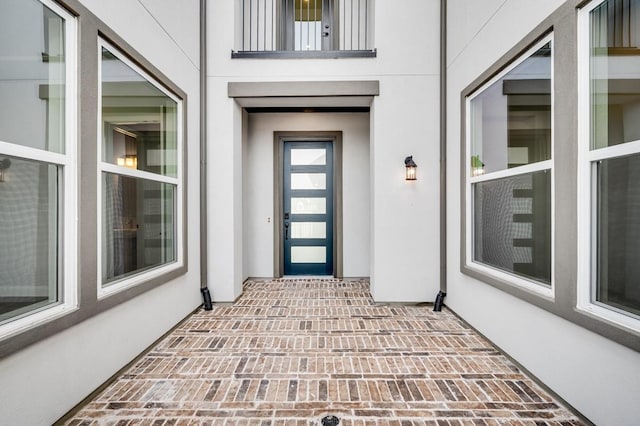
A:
233;0;376;59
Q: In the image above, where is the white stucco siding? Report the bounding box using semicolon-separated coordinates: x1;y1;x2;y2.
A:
208;0;442;303
244;112;371;279
446;1;640;425
369;75;441;302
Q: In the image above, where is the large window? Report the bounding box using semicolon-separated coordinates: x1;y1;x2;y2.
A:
98;40;182;296
579;0;640;329
466;37;553;295
0;0;76;331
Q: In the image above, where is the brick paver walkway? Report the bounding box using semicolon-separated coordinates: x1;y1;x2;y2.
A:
64;279;584;425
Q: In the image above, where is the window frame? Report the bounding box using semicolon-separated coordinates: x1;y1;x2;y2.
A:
96;37;184;299
577;0;640;333
0;0;78;341
464;34;555;299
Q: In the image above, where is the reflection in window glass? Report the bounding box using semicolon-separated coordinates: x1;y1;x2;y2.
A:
0;0;66;153
101;48;178;178
470;42;551;175
0;157;59;324
102;173;176;284
474;171;551;285
590;0;640;149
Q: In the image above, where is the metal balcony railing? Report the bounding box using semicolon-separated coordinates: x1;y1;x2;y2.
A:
234;0;375;58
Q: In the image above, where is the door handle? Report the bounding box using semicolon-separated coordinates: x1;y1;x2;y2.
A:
284;222;289;240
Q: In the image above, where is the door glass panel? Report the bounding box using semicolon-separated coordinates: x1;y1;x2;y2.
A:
291;173;326;189
291;246;326;263
291;222;326;239
294;0;322;51
291;197;326;214
291;148;326;165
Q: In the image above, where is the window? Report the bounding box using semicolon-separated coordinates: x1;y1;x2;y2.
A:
98;40;182;296
466;36;553;296
579;0;640;330
0;0;76;332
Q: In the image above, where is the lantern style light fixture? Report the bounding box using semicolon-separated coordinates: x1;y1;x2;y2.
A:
404;155;417;181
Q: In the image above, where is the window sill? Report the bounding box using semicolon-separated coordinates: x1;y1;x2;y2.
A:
464;262;555;300
231;49;377;59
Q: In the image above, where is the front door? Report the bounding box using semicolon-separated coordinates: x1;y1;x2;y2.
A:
283;141;333;275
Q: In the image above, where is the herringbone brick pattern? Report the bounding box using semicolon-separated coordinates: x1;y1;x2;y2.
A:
64;279;584;425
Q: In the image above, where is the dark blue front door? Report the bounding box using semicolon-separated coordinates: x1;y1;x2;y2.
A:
283;141;333;275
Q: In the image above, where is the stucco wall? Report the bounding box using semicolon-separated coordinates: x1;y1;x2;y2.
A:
244;112;370;278
0;0;202;423
445;1;640;424
208;0;441;302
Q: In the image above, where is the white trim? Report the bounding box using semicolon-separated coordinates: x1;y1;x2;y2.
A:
576;0;640;333
465;34;555;296
469;160;552;184
96;37;184;299
0;0;78;339
0;141;70;166
588;139;640;162
101;163;179;185
466;262;554;299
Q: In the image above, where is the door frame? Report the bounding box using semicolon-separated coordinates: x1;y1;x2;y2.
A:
274;131;343;277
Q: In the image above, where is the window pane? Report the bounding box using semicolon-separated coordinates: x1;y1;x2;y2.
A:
290;148;326;165
596;154;640;316
0;0;66;153
291;246;326;263
291;173;326;189
473;170;551;285
590;0;640;149
102;173;176;285
101;47;178;178
0;156;58;324
291;197;326;214
470;42;552;175
291;222;326;239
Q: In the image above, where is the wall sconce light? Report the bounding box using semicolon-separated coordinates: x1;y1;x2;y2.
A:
0;158;11;183
471;155;485;177
404;155;417;181
117;155;138;169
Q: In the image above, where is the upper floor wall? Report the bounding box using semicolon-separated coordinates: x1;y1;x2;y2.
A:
208;0;441;79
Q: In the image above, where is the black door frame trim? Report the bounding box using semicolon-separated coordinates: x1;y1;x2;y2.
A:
274;131;343;278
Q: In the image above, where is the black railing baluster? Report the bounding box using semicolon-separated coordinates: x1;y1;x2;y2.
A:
237;0;373;53
365;0;368;49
